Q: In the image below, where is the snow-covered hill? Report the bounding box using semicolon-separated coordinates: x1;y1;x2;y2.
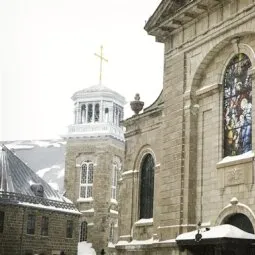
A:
2;140;66;193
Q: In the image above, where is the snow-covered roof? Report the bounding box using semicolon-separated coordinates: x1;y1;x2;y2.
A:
0;145;79;214
72;84;126;105
176;224;255;243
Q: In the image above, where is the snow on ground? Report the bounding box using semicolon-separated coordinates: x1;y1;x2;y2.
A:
77;242;96;255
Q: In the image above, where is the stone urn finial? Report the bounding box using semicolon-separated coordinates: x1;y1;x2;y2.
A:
130;93;144;115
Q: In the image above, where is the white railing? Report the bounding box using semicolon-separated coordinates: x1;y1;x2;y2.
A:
66;123;124;141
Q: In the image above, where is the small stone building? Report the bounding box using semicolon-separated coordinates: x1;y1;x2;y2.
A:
0;145;80;255
116;0;255;254
64;84;125;254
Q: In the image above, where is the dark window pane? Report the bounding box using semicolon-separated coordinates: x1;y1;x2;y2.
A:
66;220;73;238
139;154;154;219
41;216;49;236
80;221;88;241
223;53;252;156
88;104;93;123
95;103;100;122
27;214;36;235
0;211;4;233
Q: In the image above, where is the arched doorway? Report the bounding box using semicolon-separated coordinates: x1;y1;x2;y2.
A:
223;213;254;234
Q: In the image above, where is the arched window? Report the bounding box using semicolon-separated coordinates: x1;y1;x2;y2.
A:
111;163;118;200
80;161;93;198
80;221;88;241
139;154;155;219
223;53;252;157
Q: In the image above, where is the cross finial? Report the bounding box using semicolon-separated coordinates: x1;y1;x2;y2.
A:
94;45;108;85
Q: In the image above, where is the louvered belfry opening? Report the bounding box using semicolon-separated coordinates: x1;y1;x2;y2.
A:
139;154;155;219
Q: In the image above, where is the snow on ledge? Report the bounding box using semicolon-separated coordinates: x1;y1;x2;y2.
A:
81;208;94;213
110;209;118;215
217;150;254;168
135;218;153;226
77;197;93;202
176;224;255;241
18;202;81;215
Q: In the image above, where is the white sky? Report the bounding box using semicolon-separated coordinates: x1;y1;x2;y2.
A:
0;0;164;141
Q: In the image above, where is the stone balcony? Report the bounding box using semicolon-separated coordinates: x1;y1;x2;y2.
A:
65;123;125;141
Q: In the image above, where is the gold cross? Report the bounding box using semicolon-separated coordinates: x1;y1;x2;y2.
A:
94;45;108;85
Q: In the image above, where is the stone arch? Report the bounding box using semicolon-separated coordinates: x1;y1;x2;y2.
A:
189;32;255;94
217;42;255;85
215;198;255;232
133;145;157;172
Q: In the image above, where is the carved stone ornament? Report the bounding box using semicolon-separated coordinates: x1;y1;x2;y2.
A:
130;93;144;115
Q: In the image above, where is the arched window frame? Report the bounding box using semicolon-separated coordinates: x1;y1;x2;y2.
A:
80;161;94;198
223;53;252;157
139;153;155;219
80;221;88;242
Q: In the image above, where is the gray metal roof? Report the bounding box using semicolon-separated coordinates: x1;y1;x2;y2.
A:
0;145;79;214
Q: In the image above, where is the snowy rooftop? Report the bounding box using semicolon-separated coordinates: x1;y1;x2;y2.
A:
176;224;255;243
0;145;79;214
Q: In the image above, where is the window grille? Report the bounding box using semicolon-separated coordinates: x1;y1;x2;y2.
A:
80;221;88;241
139;154;155;219
223;53;252;156
41;216;49;236
66;220;73;238
80;162;94;198
0;211;4;233
27;214;36;235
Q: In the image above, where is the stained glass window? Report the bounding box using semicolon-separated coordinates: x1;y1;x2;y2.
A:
139;154;154;219
80;221;88;241
223;53;252;157
80;162;93;198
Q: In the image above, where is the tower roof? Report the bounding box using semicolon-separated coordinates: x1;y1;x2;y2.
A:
71;84;126;104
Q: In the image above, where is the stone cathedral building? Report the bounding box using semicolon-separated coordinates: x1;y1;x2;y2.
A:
64;84;126;254
114;0;255;255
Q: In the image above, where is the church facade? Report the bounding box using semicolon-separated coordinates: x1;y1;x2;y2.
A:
116;0;255;254
64;84;126;254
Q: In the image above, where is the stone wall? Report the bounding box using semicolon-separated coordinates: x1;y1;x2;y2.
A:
0;203;79;255
117;0;255;254
65;137;124;254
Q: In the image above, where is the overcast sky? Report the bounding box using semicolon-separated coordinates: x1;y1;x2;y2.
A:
0;0;164;141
